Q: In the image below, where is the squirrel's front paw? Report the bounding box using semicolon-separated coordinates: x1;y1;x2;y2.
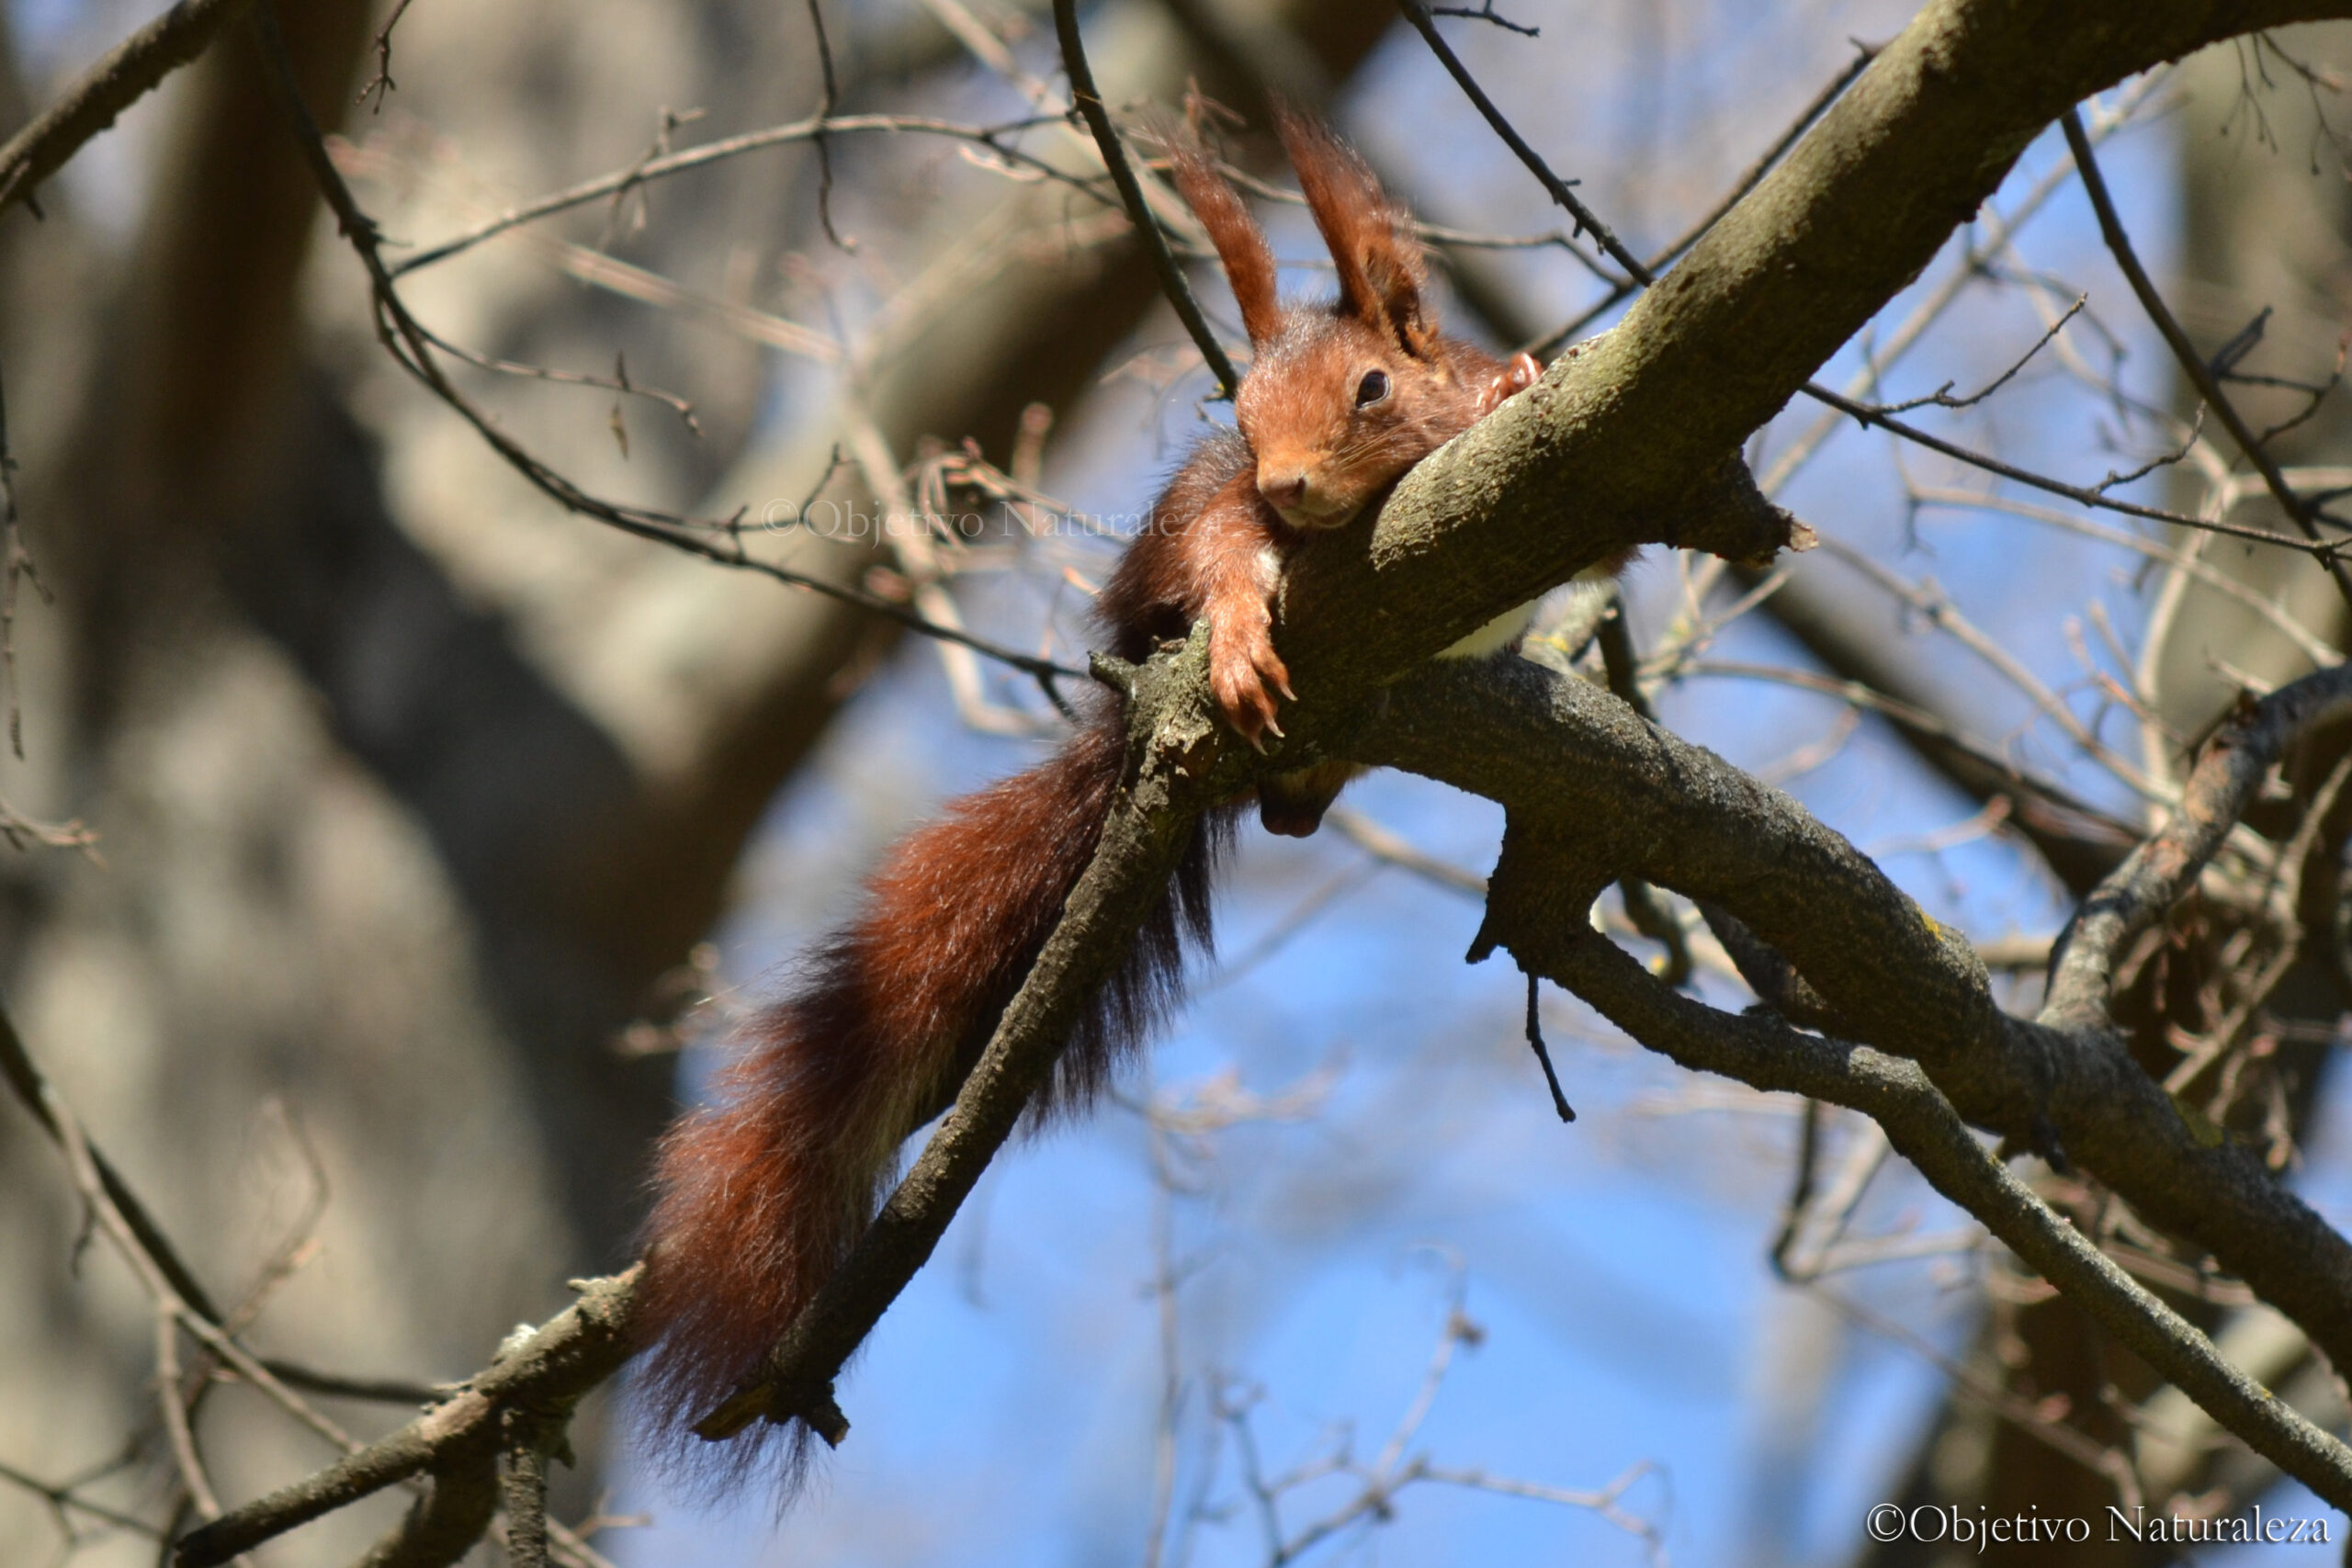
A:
1478;351;1542;414
1211;626;1295;750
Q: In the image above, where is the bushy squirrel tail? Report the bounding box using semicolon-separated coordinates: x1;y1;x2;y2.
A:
635;705;1227;1488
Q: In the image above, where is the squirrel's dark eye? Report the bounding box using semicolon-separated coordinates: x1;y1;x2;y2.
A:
1354;369;1391;408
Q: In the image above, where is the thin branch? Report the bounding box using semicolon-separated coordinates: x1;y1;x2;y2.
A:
803;0;854;252
1811;1280;2142;1494
0;0;254;217
356;0;417;111
1907;485;2342;671
175;1270;637;1566
47;1094;361;1460
1428;3;1538;37
1209;162;1627;284
1800;379;2349;559
0;349;31;762
257;1363;447;1407
1050;0;1240;398
153;1304;223;1524
2045;665;2352;1024
405;321;700;434
1873;296;2085;413
1322;807;1487;896
385;112;1069;276
1537;39;1878;353
1750;73;2168;501
0;998;227;1324
1547;937;2352;1511
1398;0;1649;285
1816;536;2169;801
2060;107;2352;611
249;20;1086;701
0;1458;164;1539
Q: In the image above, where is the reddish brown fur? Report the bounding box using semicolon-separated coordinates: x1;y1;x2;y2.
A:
635;117;1559;1492
639;708;1230;1490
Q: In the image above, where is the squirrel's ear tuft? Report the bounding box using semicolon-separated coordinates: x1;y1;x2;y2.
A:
1159;120;1282;351
1274;107;1436;358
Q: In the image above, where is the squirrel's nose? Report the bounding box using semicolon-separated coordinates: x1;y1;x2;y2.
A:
1259;470;1309;511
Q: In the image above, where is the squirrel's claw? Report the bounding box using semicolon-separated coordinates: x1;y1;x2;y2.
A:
1212;625;1293;749
1478;351;1543;415
1216;680;1282;749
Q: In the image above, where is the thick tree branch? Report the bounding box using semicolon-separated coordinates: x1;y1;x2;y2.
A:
1276;0;2352;690
1358;656;2352;1407
1531;935;2352;1511
353;1449;499;1568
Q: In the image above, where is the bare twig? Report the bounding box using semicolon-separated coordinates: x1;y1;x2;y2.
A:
1537;39;1878;352
1322;807;1487;896
384;111;1069;276
249;19;1087;703
1872;296;2085;413
1800;379;2349;560
1816;536;2168;800
1907;485;2342;671
0;1457;164;1540
2060;107;2352;612
1812;1281;2141;1496
0;350;31;761
1747;76;2165;502
802;0;854;252
1208;1255;1664;1564
1050;0;1240;397
1429;3;1538;37
356;0;418;111
1399;1;1646;284
402;321;700;434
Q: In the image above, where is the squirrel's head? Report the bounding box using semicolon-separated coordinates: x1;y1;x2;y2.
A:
1167;110;1476;532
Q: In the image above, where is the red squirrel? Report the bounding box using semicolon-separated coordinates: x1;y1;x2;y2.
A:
635;111;1552;1483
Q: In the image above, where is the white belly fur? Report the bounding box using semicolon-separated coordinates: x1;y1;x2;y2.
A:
1435;567;1613;660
